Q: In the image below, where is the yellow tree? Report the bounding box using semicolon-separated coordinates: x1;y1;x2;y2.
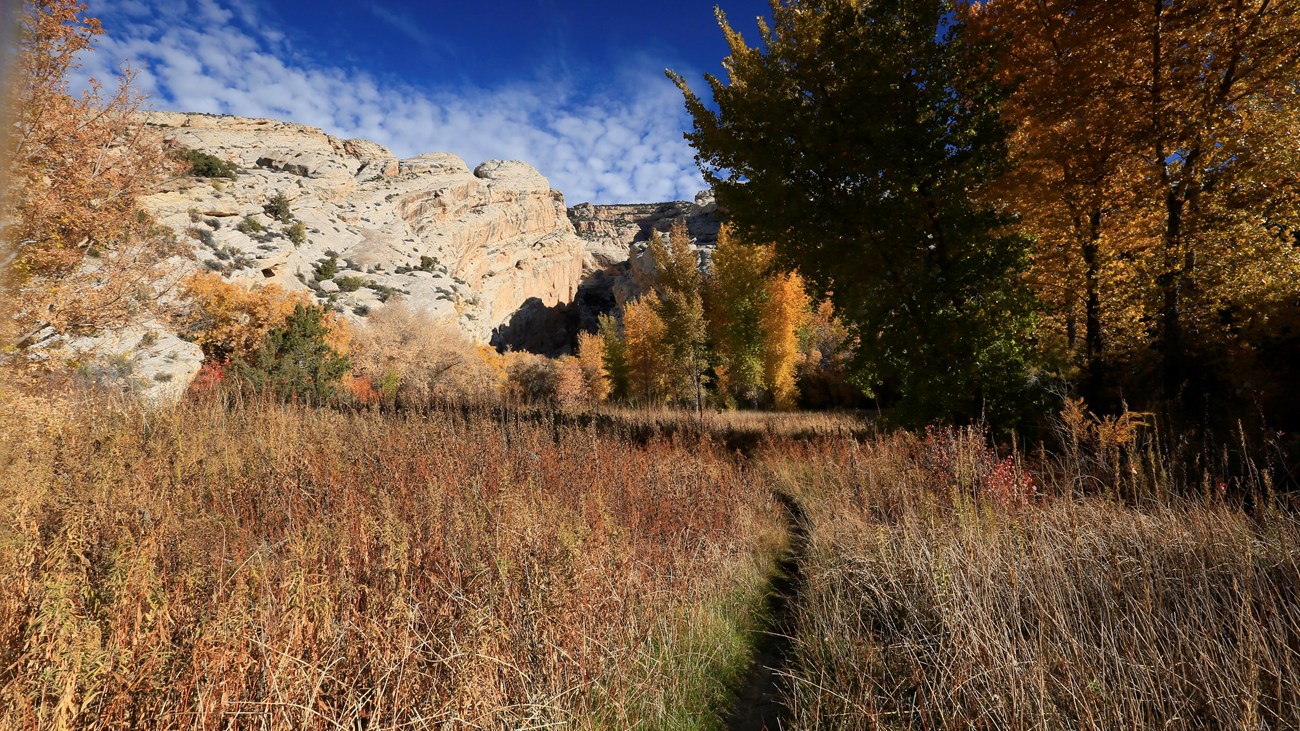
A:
648;218;709;409
967;0;1300;409
179;272;309;363
3;0;182;341
576;330;610;403
1128;0;1300;400
762;270;811;410
706;225;772;406
621;294;668;405
180;272;351;365
962;0;1139;377
797;298;859;408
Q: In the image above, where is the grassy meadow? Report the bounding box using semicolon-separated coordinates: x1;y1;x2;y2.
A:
0;395;784;729
2;393;1297;729
763;427;1300;730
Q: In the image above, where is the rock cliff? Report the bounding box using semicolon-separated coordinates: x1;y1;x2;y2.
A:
491;194;723;355
568;192;721;310
142;112;586;342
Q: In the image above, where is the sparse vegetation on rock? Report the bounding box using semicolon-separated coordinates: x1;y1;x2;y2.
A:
263;192;293;222
314;255;339;281
174;146;240;178
286;220;307;245
235;214;264;234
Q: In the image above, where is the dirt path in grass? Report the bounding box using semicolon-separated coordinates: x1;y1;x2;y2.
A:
725;491;810;731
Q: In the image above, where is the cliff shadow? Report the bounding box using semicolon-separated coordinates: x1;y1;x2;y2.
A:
491;267;622;356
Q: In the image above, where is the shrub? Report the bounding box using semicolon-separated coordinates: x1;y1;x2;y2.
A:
503;352;561;406
263;192;293;223
179;272;310;362
186;226;215;247
236;215;263;234
286;220;307;245
233;304;351;403
174;146;239;178
419;255;439;271
314;256;339;281
353;301;503;406
334;275;366;293
364;282;396;302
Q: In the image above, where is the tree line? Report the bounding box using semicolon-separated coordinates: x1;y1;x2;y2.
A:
670;0;1300;430
588;219;857;411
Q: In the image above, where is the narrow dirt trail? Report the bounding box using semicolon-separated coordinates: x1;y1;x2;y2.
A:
725;492;810;731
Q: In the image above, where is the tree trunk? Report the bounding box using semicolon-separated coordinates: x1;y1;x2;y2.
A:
1083;206;1103;365
1161;191;1186;401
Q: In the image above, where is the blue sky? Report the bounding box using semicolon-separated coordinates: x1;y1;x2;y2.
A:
76;0;774;204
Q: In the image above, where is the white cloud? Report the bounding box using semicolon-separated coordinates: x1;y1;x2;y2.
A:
77;0;706;204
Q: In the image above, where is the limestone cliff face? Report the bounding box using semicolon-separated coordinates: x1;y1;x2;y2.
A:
490;193;724;357
567;193;721;309
143;112;585;341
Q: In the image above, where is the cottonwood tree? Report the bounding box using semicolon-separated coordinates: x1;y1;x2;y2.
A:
966;0;1300;412
1125;0;1300;403
597;312;630;401
706;224;821;409
707;225;771;407
576;330;611;403
961;0;1137;383
763;270;811;410
3;0;182;343
647;218;709;410
672;0;1039;426
620;295;668;405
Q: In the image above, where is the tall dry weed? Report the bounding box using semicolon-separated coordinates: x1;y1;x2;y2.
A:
0;394;782;729
763;433;1300;730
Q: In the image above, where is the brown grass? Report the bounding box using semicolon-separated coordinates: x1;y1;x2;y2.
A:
762;430;1300;730
4;386;1295;730
0;393;783;729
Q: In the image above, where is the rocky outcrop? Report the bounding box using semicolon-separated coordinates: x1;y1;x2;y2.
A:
143;112;586;342
568;191;721;271
565;191;722;313
41;323;206;404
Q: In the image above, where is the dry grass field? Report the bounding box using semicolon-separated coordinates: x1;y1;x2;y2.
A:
760;426;1300;730
2;392;1297;730
0;394;784;729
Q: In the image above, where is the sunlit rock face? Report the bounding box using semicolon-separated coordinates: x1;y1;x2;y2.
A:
143;112;585;341
567;192;721;309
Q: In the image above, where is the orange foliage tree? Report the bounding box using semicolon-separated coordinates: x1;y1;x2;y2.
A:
762;270;811;410
621;294;668;405
2;0;183;341
576;330;610;403
179;272;313;363
966;0;1300;408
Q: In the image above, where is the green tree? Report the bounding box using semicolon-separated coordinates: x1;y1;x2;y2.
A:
648;219;709;410
175;147;239;178
263;192;293;223
672;0;1039;426
597;312;630;402
707;225;772;407
236;304;351;404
